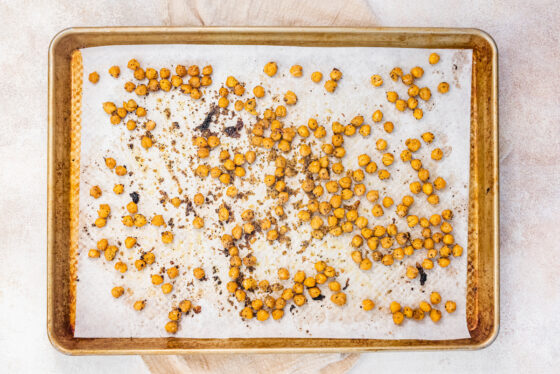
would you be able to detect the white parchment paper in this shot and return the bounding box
[75,44,472,339]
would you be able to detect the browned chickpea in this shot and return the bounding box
[133,300,145,311]
[438,82,450,93]
[311,71,323,83]
[202,65,213,75]
[111,286,124,298]
[411,66,424,79]
[324,79,337,93]
[290,65,303,77]
[193,267,205,280]
[386,91,398,103]
[370,74,383,87]
[283,90,297,105]
[331,292,347,306]
[108,66,120,78]
[88,72,100,84]
[390,67,403,81]
[264,62,278,77]
[165,321,178,334]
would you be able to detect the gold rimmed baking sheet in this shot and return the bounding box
[48,27,498,354]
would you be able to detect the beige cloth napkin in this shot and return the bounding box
[143,1,376,372]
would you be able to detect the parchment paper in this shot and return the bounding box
[75,44,472,339]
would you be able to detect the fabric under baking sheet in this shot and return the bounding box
[74,44,472,339]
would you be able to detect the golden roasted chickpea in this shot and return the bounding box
[283,90,297,105]
[104,246,117,261]
[290,64,303,77]
[412,108,424,119]
[160,79,171,92]
[390,67,403,81]
[430,292,442,305]
[369,73,383,87]
[376,138,387,151]
[381,254,394,266]
[372,110,383,123]
[263,61,278,77]
[407,97,418,109]
[428,52,440,64]
[97,204,111,218]
[164,321,178,334]
[233,83,245,96]
[193,267,205,280]
[382,153,394,166]
[134,259,146,271]
[402,73,414,86]
[88,249,100,258]
[418,86,431,101]
[133,300,145,311]
[382,196,394,208]
[144,68,157,80]
[431,148,443,160]
[390,301,402,314]
[108,65,120,78]
[111,286,124,298]
[200,76,212,86]
[403,307,414,319]
[430,309,442,322]
[311,71,323,83]
[382,122,394,134]
[192,216,204,229]
[124,236,137,249]
[395,99,407,111]
[407,85,419,98]
[292,294,306,307]
[410,159,422,171]
[378,169,390,180]
[161,231,174,244]
[88,72,100,84]
[89,185,102,199]
[438,82,450,93]
[110,114,122,125]
[445,300,457,313]
[411,66,424,79]
[324,79,337,93]
[232,288,246,302]
[386,91,398,103]
[427,194,439,205]
[331,292,346,306]
[406,266,419,279]
[103,102,117,115]
[217,96,229,108]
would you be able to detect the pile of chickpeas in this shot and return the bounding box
[390,292,456,325]
[88,52,462,333]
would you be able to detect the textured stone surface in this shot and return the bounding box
[0,0,558,372]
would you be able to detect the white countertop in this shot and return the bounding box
[0,0,558,372]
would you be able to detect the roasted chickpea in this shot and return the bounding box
[108,65,120,78]
[431,148,443,160]
[370,74,383,87]
[324,79,337,93]
[395,99,406,111]
[445,300,457,313]
[390,67,403,81]
[264,61,278,77]
[111,286,124,298]
[290,65,303,77]
[311,71,323,83]
[331,292,347,306]
[386,91,398,103]
[88,72,100,84]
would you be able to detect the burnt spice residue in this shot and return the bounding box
[418,266,428,286]
[224,118,244,138]
[129,192,139,204]
[195,105,218,131]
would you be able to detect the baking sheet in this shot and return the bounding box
[75,44,472,339]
